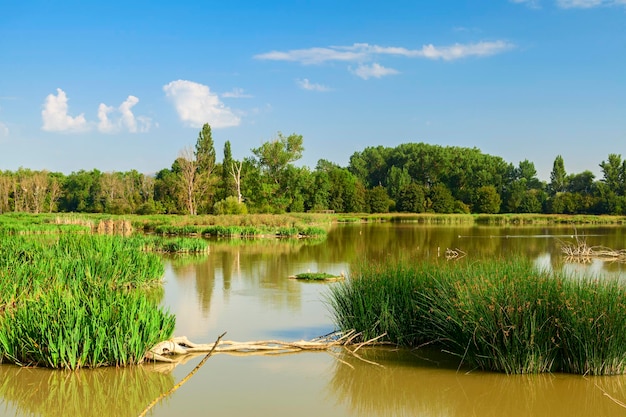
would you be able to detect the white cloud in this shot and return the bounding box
[510,0,542,8]
[163,80,241,128]
[297,78,331,91]
[417,41,514,60]
[97,103,115,133]
[255,41,514,66]
[41,88,88,132]
[351,63,399,80]
[255,47,365,65]
[222,88,253,98]
[0,121,8,137]
[556,0,626,7]
[97,96,151,133]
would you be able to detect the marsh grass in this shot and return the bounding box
[137,235,209,253]
[0,286,175,368]
[0,233,173,369]
[328,258,626,375]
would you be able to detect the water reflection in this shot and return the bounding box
[329,347,626,417]
[0,364,173,417]
[2,224,626,417]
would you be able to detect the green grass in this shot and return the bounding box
[0,286,175,369]
[137,235,209,253]
[328,258,626,375]
[0,233,173,369]
[293,272,341,281]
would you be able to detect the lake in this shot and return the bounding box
[1,222,626,416]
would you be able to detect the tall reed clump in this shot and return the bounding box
[557,277,626,375]
[425,261,562,374]
[136,235,209,253]
[327,259,436,346]
[328,258,626,375]
[0,234,174,369]
[0,286,175,369]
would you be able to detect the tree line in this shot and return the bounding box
[2,123,626,215]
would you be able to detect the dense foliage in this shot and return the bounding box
[2,123,626,215]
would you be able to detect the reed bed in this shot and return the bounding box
[137,235,209,253]
[152,223,326,238]
[0,286,175,368]
[0,233,174,369]
[328,258,626,375]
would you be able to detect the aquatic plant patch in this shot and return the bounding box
[328,258,626,375]
[0,286,175,369]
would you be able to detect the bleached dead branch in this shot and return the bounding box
[145,330,388,364]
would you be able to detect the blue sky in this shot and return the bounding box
[0,0,624,180]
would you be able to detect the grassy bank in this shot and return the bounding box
[0,233,174,369]
[328,258,626,375]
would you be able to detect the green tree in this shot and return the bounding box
[194,123,217,213]
[549,155,567,196]
[250,132,304,212]
[473,185,501,214]
[428,183,455,213]
[396,183,426,213]
[154,162,182,214]
[218,140,237,201]
[367,185,391,213]
[599,154,626,196]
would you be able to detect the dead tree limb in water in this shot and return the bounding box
[145,330,386,364]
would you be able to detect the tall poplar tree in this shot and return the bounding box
[194,123,216,213]
[549,155,567,196]
[219,140,237,200]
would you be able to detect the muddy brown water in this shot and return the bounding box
[1,223,626,417]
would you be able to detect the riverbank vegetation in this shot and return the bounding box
[0,233,175,369]
[328,258,626,375]
[2,124,626,217]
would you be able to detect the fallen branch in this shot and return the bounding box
[139,332,226,417]
[145,330,384,364]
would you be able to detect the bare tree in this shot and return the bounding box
[48,176,61,213]
[230,161,243,204]
[178,146,198,215]
[0,173,11,213]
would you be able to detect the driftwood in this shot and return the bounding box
[145,330,386,364]
[139,332,225,417]
[445,248,466,260]
[560,235,626,263]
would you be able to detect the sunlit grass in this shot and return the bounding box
[328,258,626,375]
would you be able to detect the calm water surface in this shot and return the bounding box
[2,223,626,417]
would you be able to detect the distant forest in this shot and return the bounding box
[2,123,626,216]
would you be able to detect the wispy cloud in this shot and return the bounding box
[41,88,88,132]
[255,41,514,65]
[297,78,331,91]
[0,121,8,137]
[512,0,626,8]
[222,88,253,98]
[163,80,241,128]
[97,96,151,133]
[509,0,542,8]
[556,0,626,7]
[255,47,365,65]
[351,63,399,80]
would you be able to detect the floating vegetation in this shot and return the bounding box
[290,272,345,281]
[328,258,626,375]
